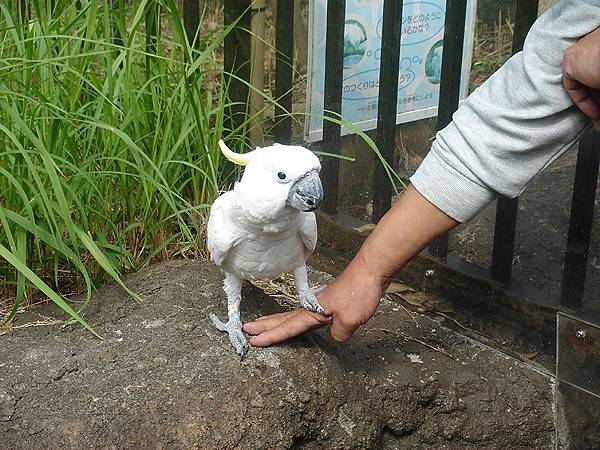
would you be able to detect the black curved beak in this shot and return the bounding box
[287,170,323,212]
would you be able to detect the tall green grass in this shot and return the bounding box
[0,0,242,333]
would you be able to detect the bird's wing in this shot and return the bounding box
[207,193,239,266]
[297,212,318,259]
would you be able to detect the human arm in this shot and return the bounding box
[245,0,600,346]
[244,185,458,344]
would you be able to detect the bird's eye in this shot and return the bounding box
[276,171,288,183]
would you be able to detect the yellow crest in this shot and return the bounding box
[218,140,252,166]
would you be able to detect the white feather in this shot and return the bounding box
[207,143,320,281]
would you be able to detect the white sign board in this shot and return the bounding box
[304,0,477,142]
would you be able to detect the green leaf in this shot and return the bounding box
[0,242,101,338]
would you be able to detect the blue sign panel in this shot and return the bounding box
[305,0,477,142]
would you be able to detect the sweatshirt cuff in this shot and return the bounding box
[409,149,496,223]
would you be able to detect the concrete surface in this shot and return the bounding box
[0,260,556,449]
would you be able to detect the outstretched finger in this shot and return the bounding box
[243,309,303,335]
[249,310,332,347]
[254,310,300,321]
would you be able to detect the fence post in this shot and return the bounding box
[372,0,403,223]
[223,1,251,133]
[561,130,600,308]
[490,0,539,283]
[248,1,267,146]
[321,0,346,214]
[490,197,519,282]
[274,0,295,145]
[428,0,467,259]
[183,0,200,48]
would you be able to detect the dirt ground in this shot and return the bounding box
[0,260,556,449]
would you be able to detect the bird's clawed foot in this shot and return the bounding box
[299,287,328,316]
[209,313,249,358]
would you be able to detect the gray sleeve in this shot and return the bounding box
[410,0,600,223]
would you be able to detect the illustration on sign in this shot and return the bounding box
[304,0,477,142]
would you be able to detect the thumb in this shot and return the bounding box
[329,319,355,343]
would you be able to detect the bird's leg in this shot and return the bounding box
[209,272,249,358]
[292,265,327,316]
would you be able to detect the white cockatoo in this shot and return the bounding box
[207,140,327,357]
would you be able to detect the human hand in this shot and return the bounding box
[563,27,600,131]
[243,256,386,346]
[244,185,459,347]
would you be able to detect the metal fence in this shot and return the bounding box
[17,0,598,316]
[225,4,599,442]
[219,0,600,317]
[220,4,600,441]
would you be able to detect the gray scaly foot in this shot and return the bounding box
[299,288,328,316]
[209,313,249,358]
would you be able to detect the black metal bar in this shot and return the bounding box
[435,0,466,132]
[491,197,519,283]
[183,0,200,48]
[372,0,403,223]
[429,0,466,259]
[429,231,450,259]
[490,0,539,283]
[273,0,294,145]
[511,0,539,55]
[321,0,346,214]
[561,130,600,308]
[223,1,251,135]
[223,1,251,185]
